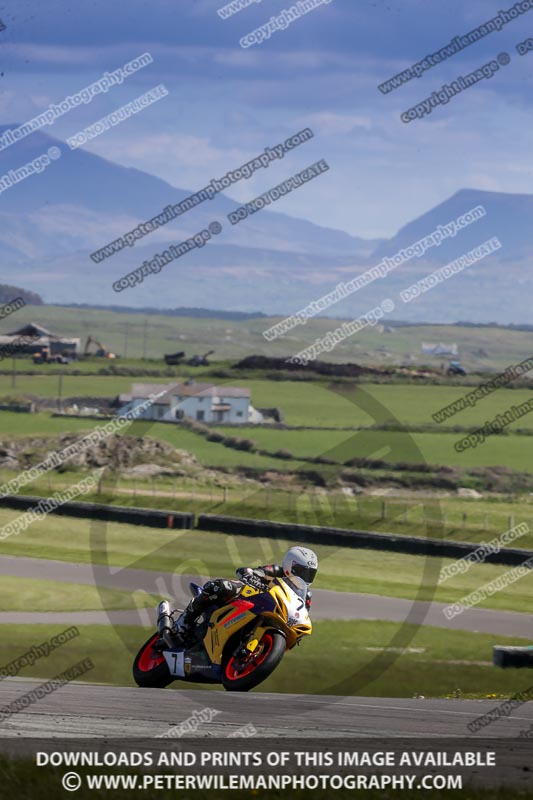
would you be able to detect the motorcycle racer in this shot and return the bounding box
[166,546,318,646]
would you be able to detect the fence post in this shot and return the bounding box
[381,500,387,520]
[223,486,228,503]
[508,515,514,530]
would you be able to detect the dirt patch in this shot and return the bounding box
[234,354,382,377]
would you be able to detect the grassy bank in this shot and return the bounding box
[1,621,531,698]
[2,465,533,547]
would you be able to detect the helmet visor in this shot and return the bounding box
[292,562,317,585]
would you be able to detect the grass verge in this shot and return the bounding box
[1,621,532,698]
[0,577,161,612]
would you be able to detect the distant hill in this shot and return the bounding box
[372,188,533,263]
[57,304,267,321]
[0,284,43,306]
[0,125,531,323]
[0,124,376,262]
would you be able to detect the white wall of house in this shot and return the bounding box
[118,393,256,424]
[166,394,250,423]
[214,395,250,423]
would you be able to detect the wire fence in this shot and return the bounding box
[0,468,530,542]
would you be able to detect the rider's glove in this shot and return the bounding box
[236,567,265,588]
[236,567,254,580]
[305,591,312,610]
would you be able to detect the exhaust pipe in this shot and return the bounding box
[157,600,175,648]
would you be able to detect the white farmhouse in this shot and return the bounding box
[117,381,264,424]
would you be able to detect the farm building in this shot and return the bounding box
[0,322,80,357]
[117,381,264,424]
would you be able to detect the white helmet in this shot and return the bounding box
[282,546,318,592]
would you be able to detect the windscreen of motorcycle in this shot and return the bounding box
[282,576,307,601]
[279,579,310,627]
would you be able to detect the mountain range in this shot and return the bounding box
[0,125,530,324]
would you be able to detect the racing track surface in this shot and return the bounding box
[2,555,533,748]
[1,680,532,738]
[1,555,532,637]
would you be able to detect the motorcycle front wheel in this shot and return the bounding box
[132,632,173,688]
[222,630,286,692]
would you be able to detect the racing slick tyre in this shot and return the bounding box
[133,632,173,688]
[493,645,533,668]
[222,630,286,692]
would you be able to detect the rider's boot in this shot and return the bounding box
[173,607,194,644]
[171,580,239,646]
[173,594,207,644]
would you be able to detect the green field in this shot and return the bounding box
[0,412,305,470]
[148,422,306,469]
[0,373,140,399]
[230,423,531,470]
[0,358,531,505]
[349,382,533,430]
[2,304,532,371]
[1,378,531,431]
[322,428,533,473]
[1,513,533,613]
[0,370,531,483]
[0,403,530,478]
[0,376,380,426]
[0,577,161,612]
[0,412,106,437]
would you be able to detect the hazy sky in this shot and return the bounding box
[3,0,531,239]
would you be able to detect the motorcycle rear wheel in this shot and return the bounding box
[133,632,173,688]
[222,630,286,692]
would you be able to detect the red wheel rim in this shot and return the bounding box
[138,633,166,672]
[225,633,274,681]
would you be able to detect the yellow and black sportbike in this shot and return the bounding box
[133,576,312,692]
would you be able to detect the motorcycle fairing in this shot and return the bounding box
[161,577,312,680]
[162,637,222,683]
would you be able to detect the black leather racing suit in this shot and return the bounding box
[175,564,312,640]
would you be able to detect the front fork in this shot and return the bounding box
[232,622,281,670]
